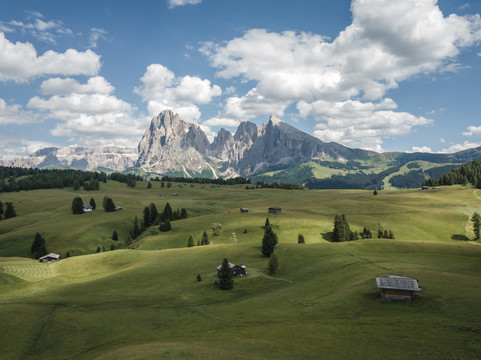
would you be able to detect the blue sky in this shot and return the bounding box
[0,0,481,160]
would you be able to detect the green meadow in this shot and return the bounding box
[1,182,481,359]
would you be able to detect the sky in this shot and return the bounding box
[0,0,481,160]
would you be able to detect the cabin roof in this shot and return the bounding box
[216,262,246,270]
[376,275,421,291]
[38,253,60,260]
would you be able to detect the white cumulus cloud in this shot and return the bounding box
[134,63,221,123]
[200,0,481,150]
[411,146,433,153]
[442,141,481,153]
[0,98,38,125]
[27,77,145,147]
[0,32,101,82]
[462,125,481,137]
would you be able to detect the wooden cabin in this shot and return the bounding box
[240,208,249,213]
[268,207,282,214]
[82,204,93,212]
[376,275,421,301]
[217,262,247,277]
[38,253,61,263]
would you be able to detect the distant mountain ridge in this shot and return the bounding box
[2,109,481,188]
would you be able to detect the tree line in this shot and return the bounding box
[0,166,107,193]
[423,159,481,188]
[158,175,251,186]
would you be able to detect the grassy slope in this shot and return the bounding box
[1,183,481,359]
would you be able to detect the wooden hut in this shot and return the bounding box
[240,208,249,213]
[38,253,61,263]
[268,207,282,214]
[217,262,247,277]
[376,275,421,301]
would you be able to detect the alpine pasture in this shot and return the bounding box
[1,181,481,359]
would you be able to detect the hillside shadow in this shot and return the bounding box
[321,232,333,242]
[451,234,469,241]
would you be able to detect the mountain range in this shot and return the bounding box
[2,109,481,189]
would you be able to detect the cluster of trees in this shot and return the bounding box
[332,214,394,242]
[245,181,303,190]
[389,170,426,188]
[423,160,481,188]
[0,201,16,220]
[108,172,142,184]
[126,202,188,246]
[71,197,97,214]
[31,233,47,258]
[159,176,251,186]
[0,167,107,193]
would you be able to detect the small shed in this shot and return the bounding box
[268,207,282,214]
[217,262,247,277]
[114,206,123,211]
[421,186,429,190]
[38,253,61,263]
[376,275,421,301]
[82,204,93,212]
[240,208,249,213]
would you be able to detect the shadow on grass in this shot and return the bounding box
[321,232,333,242]
[451,234,470,241]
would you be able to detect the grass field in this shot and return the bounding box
[1,182,481,359]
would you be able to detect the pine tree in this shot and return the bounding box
[143,206,151,228]
[103,197,115,212]
[96,246,101,253]
[261,223,278,257]
[31,232,47,258]
[333,214,352,242]
[147,181,152,189]
[180,208,187,219]
[163,202,173,221]
[264,217,270,229]
[268,253,279,275]
[112,230,118,241]
[149,203,159,225]
[197,273,202,281]
[4,202,16,219]
[89,198,96,210]
[132,216,140,239]
[159,219,171,232]
[71,197,84,215]
[187,234,195,247]
[472,212,481,240]
[377,222,383,239]
[218,258,234,290]
[298,233,305,244]
[201,231,209,245]
[65,251,71,258]
[0,200,3,220]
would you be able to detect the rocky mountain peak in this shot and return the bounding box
[268,114,284,126]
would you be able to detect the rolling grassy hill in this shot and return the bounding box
[1,182,481,359]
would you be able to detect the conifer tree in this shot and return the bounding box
[132,216,140,238]
[332,214,352,242]
[0,200,3,220]
[159,219,171,232]
[268,253,279,275]
[187,234,195,247]
[472,212,481,240]
[65,251,71,258]
[264,217,270,229]
[71,197,84,215]
[31,232,47,258]
[103,197,115,212]
[261,223,278,257]
[89,198,96,210]
[143,206,151,228]
[298,233,305,244]
[201,231,209,245]
[112,230,118,241]
[149,203,159,225]
[3,202,16,219]
[163,202,173,221]
[180,208,187,219]
[147,181,152,189]
[218,258,234,290]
